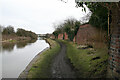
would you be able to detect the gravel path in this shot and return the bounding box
[51,42,76,78]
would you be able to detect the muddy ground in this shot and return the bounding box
[51,42,76,78]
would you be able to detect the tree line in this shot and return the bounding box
[53,3,109,41]
[53,18,81,41]
[1,25,37,39]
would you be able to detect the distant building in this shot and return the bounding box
[57,32,68,40]
[64,32,68,40]
[37,34,46,37]
[58,33,63,40]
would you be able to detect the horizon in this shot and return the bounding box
[0,0,90,34]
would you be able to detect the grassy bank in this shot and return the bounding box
[28,39,60,78]
[62,40,108,78]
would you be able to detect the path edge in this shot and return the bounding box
[18,47,50,78]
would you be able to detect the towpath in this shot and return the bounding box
[51,41,76,78]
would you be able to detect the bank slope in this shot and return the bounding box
[28,39,60,78]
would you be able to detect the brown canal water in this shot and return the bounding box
[0,38,49,78]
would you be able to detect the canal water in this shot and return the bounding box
[0,38,49,78]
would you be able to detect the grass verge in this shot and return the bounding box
[27,39,60,78]
[62,40,108,78]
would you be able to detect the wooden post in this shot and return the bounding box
[108,10,110,37]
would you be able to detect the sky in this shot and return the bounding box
[0,0,90,34]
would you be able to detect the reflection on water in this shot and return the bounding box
[16,42,28,49]
[16,39,36,49]
[2,39,37,52]
[1,38,49,78]
[2,43,15,52]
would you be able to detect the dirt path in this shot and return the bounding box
[51,42,76,78]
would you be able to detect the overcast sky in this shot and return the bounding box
[0,0,90,34]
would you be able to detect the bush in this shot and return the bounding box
[16,28,37,39]
[2,26,15,35]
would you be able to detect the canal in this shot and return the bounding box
[0,38,49,78]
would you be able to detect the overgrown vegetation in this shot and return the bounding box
[28,39,60,78]
[75,2,120,38]
[62,40,108,78]
[16,28,37,39]
[1,25,37,42]
[89,4,109,31]
[2,25,15,35]
[53,18,81,41]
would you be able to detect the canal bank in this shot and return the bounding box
[26,39,60,78]
[19,47,50,78]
